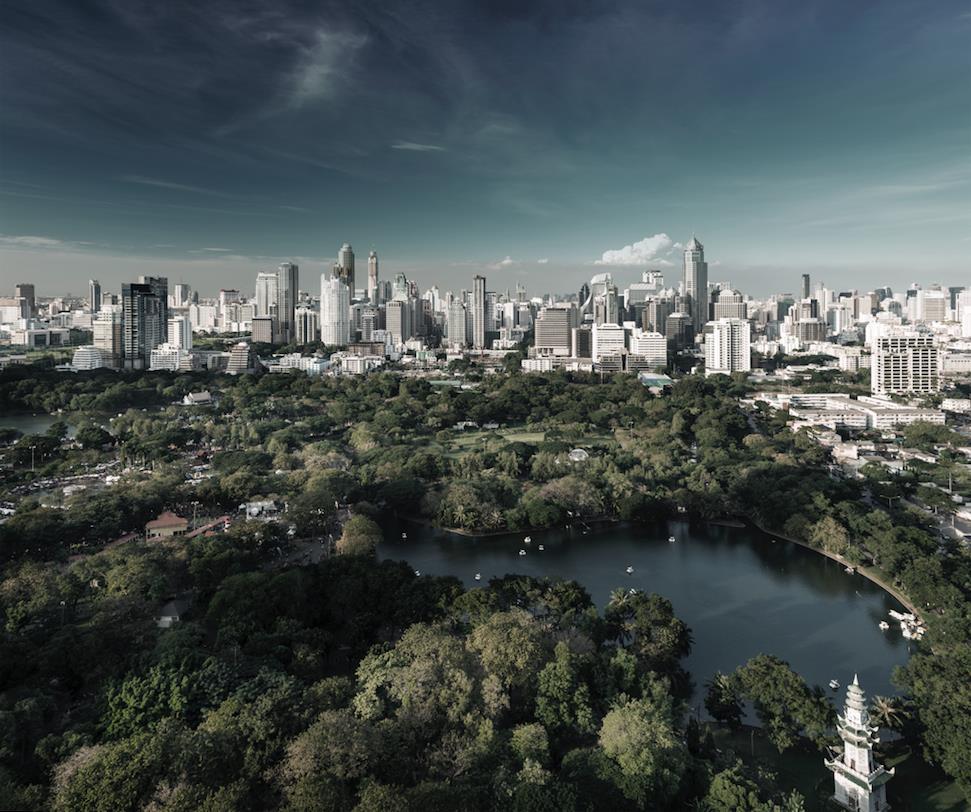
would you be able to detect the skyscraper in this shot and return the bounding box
[704,318,751,376]
[139,276,169,332]
[472,275,486,349]
[171,283,191,309]
[93,307,122,368]
[712,289,746,320]
[89,279,102,314]
[121,282,164,369]
[15,283,35,316]
[447,301,467,346]
[276,262,298,344]
[255,272,278,318]
[295,305,320,344]
[682,237,708,335]
[367,251,379,303]
[167,315,192,350]
[338,243,355,294]
[320,273,350,346]
[801,273,811,300]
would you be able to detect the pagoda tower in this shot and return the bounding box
[825,674,894,811]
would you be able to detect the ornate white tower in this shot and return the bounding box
[825,675,894,812]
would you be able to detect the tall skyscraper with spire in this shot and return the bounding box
[683,236,708,335]
[367,251,379,303]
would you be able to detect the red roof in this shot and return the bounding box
[146,511,188,530]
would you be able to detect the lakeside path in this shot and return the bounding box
[396,512,924,619]
[747,520,922,619]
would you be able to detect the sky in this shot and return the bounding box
[1,0,969,297]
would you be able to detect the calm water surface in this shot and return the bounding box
[0,413,75,437]
[379,518,912,705]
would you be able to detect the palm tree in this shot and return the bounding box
[870,695,907,735]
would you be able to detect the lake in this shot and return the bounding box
[379,517,912,707]
[0,413,76,438]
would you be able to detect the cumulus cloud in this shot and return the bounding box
[537,258,549,264]
[596,232,675,265]
[391,141,446,152]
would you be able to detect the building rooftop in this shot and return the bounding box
[145,510,188,530]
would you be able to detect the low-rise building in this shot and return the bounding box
[145,511,189,540]
[751,392,945,430]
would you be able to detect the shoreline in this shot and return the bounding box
[395,512,923,619]
[745,519,922,619]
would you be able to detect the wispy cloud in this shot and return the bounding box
[199,247,233,252]
[391,141,446,152]
[537,258,549,264]
[288,30,367,109]
[120,174,237,199]
[0,234,64,248]
[595,233,675,266]
[487,255,516,270]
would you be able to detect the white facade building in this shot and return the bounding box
[167,315,193,350]
[629,329,667,368]
[592,323,626,362]
[320,274,350,346]
[871,333,939,395]
[705,318,751,376]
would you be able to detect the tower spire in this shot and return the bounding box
[825,675,894,811]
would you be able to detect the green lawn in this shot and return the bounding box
[440,426,613,459]
[708,726,963,811]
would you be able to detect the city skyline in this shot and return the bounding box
[2,1,970,294]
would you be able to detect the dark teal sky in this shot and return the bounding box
[1,1,969,296]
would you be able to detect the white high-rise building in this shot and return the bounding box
[255,272,278,318]
[629,329,667,368]
[472,275,487,349]
[295,305,320,344]
[447,301,467,346]
[592,322,626,361]
[872,333,939,395]
[917,286,948,323]
[167,315,192,350]
[705,318,751,376]
[149,344,186,371]
[170,283,191,309]
[367,251,379,303]
[320,274,350,346]
[92,306,123,367]
[683,236,709,334]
